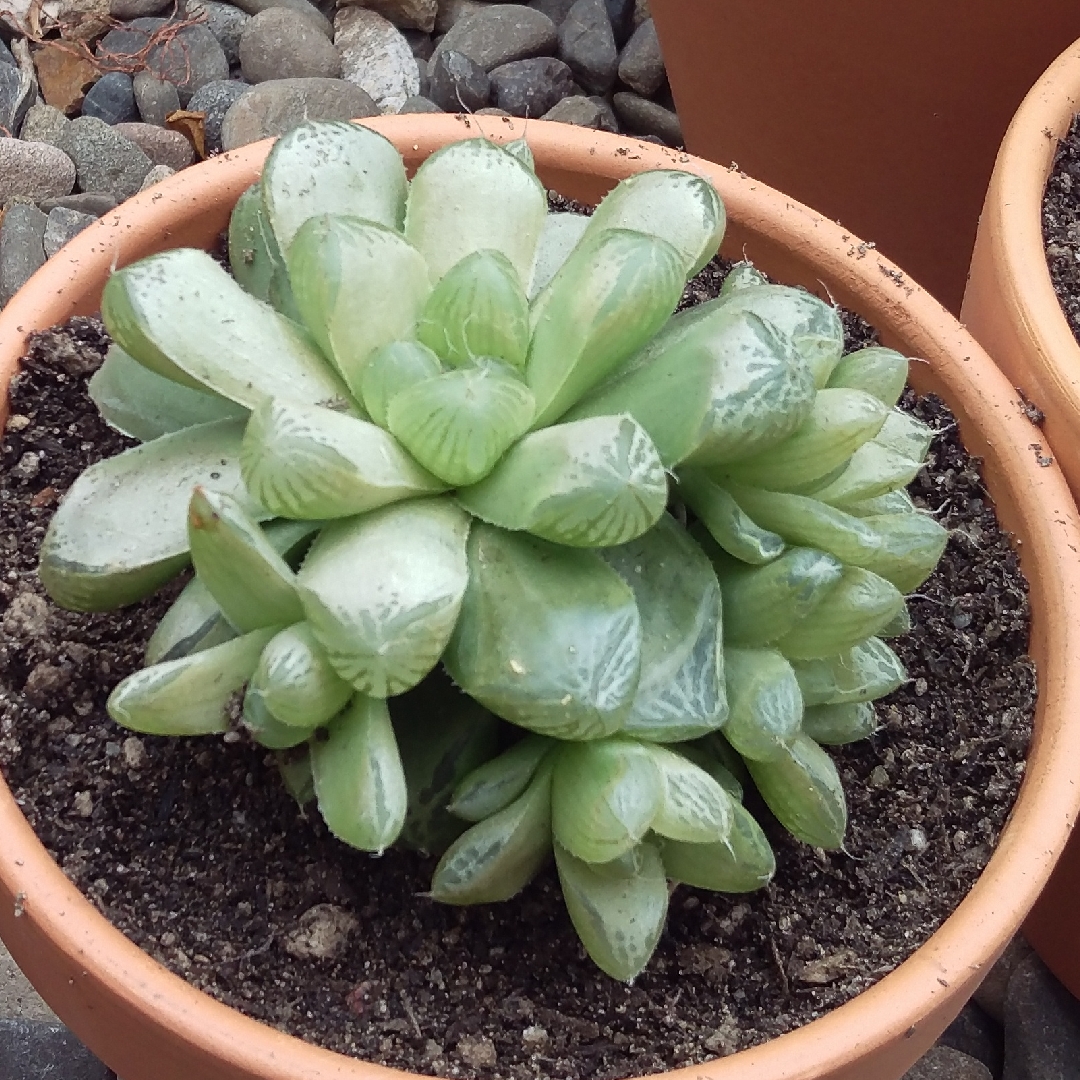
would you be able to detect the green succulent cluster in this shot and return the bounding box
[38,120,947,981]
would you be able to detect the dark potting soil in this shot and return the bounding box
[0,279,1035,1079]
[1044,114,1080,341]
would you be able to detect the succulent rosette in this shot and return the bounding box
[39,121,946,980]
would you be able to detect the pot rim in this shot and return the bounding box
[960,37,1080,484]
[3,115,1080,1080]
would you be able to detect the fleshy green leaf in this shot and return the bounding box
[678,470,785,565]
[708,545,844,648]
[430,760,553,904]
[745,733,847,850]
[89,345,247,443]
[240,398,446,520]
[145,576,237,665]
[444,524,642,740]
[878,602,912,638]
[286,215,431,395]
[721,388,889,492]
[457,414,667,548]
[527,211,590,299]
[242,685,312,749]
[723,481,883,567]
[802,702,878,745]
[188,488,303,632]
[261,120,408,252]
[874,409,934,462]
[600,514,727,742]
[405,138,547,284]
[648,743,733,844]
[568,305,815,468]
[583,169,726,277]
[249,622,352,728]
[359,341,443,428]
[527,228,686,427]
[39,419,259,612]
[675,743,744,801]
[386,363,536,487]
[449,733,555,823]
[417,250,530,369]
[228,183,299,318]
[791,637,907,706]
[720,261,767,295]
[554,839,668,982]
[722,647,803,762]
[102,249,357,413]
[107,627,277,736]
[311,694,408,853]
[503,137,535,171]
[276,747,315,807]
[857,512,949,592]
[774,567,904,659]
[843,489,915,518]
[808,441,924,506]
[297,499,471,697]
[551,738,662,864]
[393,673,502,853]
[660,800,775,892]
[827,346,909,406]
[717,283,844,387]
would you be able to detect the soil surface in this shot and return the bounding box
[1044,114,1080,342]
[0,272,1035,1079]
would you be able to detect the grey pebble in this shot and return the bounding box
[240,8,342,83]
[0,61,33,137]
[604,0,633,46]
[490,56,574,117]
[110,0,172,17]
[402,27,435,60]
[0,138,75,201]
[43,206,96,258]
[612,89,680,144]
[937,1001,1003,1078]
[617,16,663,97]
[220,77,377,149]
[428,49,490,113]
[339,0,437,33]
[0,38,14,66]
[416,57,430,97]
[139,163,176,190]
[226,0,334,38]
[81,71,139,124]
[336,7,420,112]
[587,92,617,131]
[398,93,442,113]
[974,935,1034,1024]
[133,72,181,126]
[558,0,617,94]
[1003,952,1080,1080]
[431,4,557,73]
[0,1021,111,1080]
[113,122,195,170]
[0,202,46,306]
[57,115,153,200]
[187,79,250,154]
[97,18,229,105]
[38,193,119,216]
[527,0,577,24]
[901,1046,992,1080]
[541,92,606,129]
[18,103,70,146]
[434,0,488,35]
[193,0,252,65]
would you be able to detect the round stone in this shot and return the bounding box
[428,49,490,113]
[489,56,574,117]
[56,115,153,199]
[186,80,250,154]
[430,4,557,73]
[335,7,420,112]
[81,71,139,124]
[113,122,195,170]
[0,138,75,201]
[240,9,342,83]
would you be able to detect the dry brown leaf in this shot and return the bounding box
[32,41,98,115]
[166,108,206,159]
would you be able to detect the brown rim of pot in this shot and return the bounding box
[1,116,1079,1080]
[961,35,1080,1000]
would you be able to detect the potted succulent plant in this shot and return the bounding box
[961,34,1080,1001]
[2,115,1080,1080]
[649,0,1080,312]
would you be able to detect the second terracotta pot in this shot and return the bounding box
[960,35,1080,1000]
[2,116,1080,1080]
[650,0,1080,312]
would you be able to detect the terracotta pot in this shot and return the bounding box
[2,116,1080,1080]
[960,36,1080,1001]
[649,0,1080,313]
